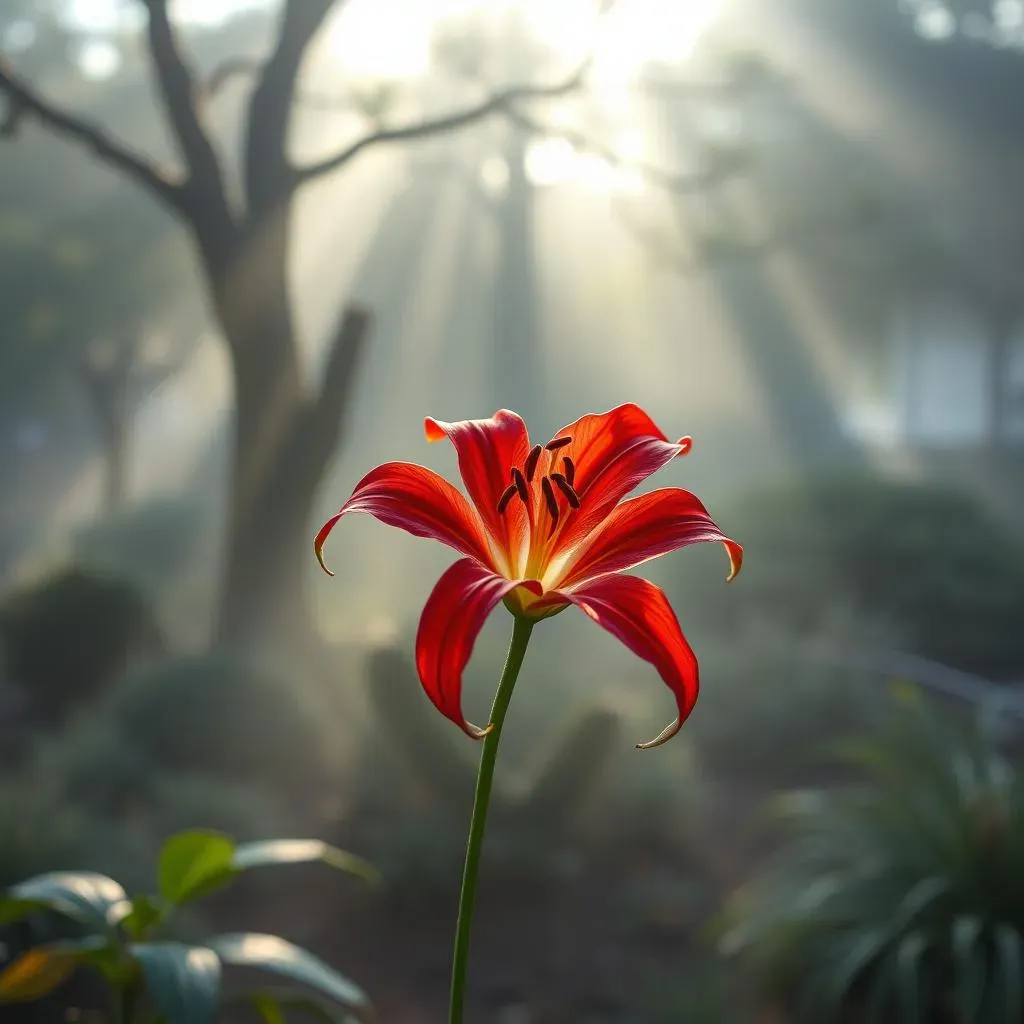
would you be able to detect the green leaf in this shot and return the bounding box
[120,894,164,940]
[0,872,129,932]
[131,942,220,1024]
[233,840,379,886]
[158,830,237,906]
[208,934,369,1014]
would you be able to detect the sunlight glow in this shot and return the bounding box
[523,137,644,191]
[527,0,722,85]
[76,40,123,80]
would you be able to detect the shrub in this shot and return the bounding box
[689,474,1024,679]
[0,566,163,725]
[720,690,1024,1023]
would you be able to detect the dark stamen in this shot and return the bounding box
[511,467,529,502]
[562,455,575,486]
[541,476,559,522]
[524,444,543,482]
[550,472,581,508]
[497,483,517,514]
[545,435,573,451]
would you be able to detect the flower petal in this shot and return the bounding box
[415,558,541,739]
[314,462,493,575]
[558,487,744,589]
[425,410,532,575]
[554,574,699,749]
[546,405,687,556]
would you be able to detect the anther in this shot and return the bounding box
[511,467,529,502]
[550,472,581,508]
[562,455,575,486]
[497,483,517,514]
[541,476,559,522]
[545,435,573,451]
[524,444,543,482]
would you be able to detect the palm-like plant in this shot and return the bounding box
[720,688,1024,1024]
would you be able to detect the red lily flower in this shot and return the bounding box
[315,404,742,749]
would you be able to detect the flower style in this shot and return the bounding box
[315,405,742,749]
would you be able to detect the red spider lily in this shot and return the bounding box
[315,405,742,749]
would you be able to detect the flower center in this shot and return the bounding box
[495,434,581,578]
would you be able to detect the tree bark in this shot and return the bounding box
[210,208,371,648]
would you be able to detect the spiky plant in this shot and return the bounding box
[720,688,1024,1024]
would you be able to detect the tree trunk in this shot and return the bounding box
[209,207,371,651]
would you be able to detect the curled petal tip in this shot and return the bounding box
[467,721,494,740]
[424,416,446,442]
[676,436,693,456]
[635,716,683,751]
[725,541,744,582]
[313,513,342,576]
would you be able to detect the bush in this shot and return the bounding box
[690,474,1024,679]
[720,690,1024,1023]
[0,566,163,724]
[107,650,342,803]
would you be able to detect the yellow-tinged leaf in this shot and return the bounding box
[0,949,76,1002]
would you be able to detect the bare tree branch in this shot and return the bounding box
[0,58,189,214]
[294,60,593,185]
[141,0,231,224]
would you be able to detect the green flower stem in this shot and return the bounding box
[448,614,534,1024]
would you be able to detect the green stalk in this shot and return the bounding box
[448,614,534,1024]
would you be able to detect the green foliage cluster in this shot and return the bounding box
[0,830,376,1024]
[692,474,1024,680]
[721,691,1024,1023]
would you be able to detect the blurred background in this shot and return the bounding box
[1,0,1024,1021]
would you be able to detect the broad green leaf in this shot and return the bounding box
[0,948,78,1002]
[131,942,220,1024]
[0,872,128,931]
[158,830,236,906]
[208,934,369,1013]
[233,840,379,886]
[120,894,164,940]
